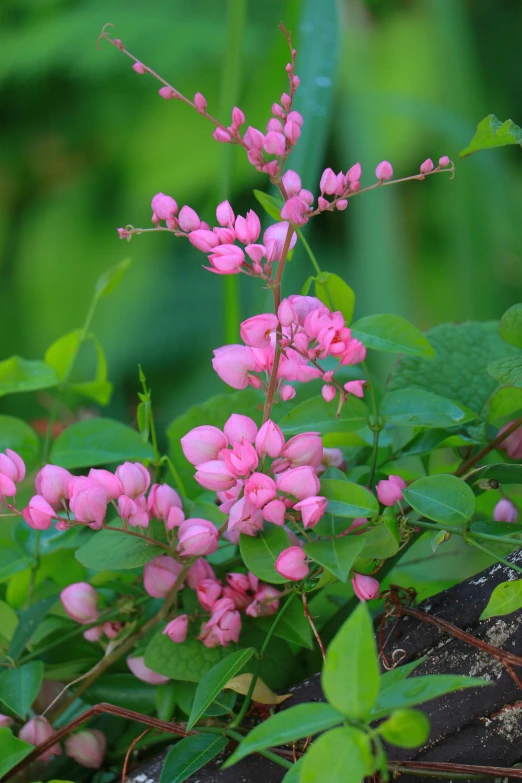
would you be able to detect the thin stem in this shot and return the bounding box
[26,530,40,606]
[296,227,322,276]
[387,760,522,780]
[465,535,522,574]
[302,591,326,660]
[103,524,172,552]
[362,360,380,489]
[455,414,522,477]
[162,455,187,498]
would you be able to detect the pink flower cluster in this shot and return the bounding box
[0,448,26,498]
[212,294,366,403]
[181,414,328,537]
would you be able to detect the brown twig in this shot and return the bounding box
[122,728,152,783]
[388,760,522,780]
[455,415,522,477]
[302,591,326,661]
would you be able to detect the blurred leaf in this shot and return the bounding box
[403,475,475,525]
[187,648,254,729]
[381,389,476,428]
[76,530,164,570]
[172,680,237,717]
[0,662,44,719]
[488,356,522,389]
[371,675,489,720]
[51,418,154,468]
[315,273,355,325]
[0,356,58,398]
[0,417,40,467]
[377,708,430,748]
[0,542,36,582]
[156,681,177,721]
[300,726,373,783]
[351,314,435,359]
[137,400,151,442]
[460,114,522,157]
[360,520,400,559]
[282,758,304,782]
[255,598,313,649]
[488,387,522,425]
[480,580,522,620]
[95,258,132,299]
[321,478,379,518]
[9,595,58,661]
[144,633,234,684]
[253,189,283,221]
[0,728,33,778]
[71,335,112,405]
[239,527,290,585]
[159,734,228,783]
[83,674,157,712]
[500,304,522,349]
[305,536,365,583]
[44,330,81,381]
[279,395,369,435]
[471,520,522,538]
[0,601,18,642]
[465,464,522,489]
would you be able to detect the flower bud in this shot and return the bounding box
[244,472,277,509]
[216,200,235,227]
[194,92,207,113]
[181,425,228,467]
[352,573,380,601]
[319,167,337,195]
[0,714,14,728]
[162,615,189,644]
[194,460,237,492]
[282,432,323,469]
[245,583,280,617]
[376,475,406,506]
[133,62,146,74]
[280,385,296,402]
[227,497,264,537]
[375,160,393,181]
[177,519,219,557]
[263,131,286,156]
[420,158,434,175]
[88,468,123,499]
[213,127,232,143]
[234,210,261,244]
[65,729,106,768]
[262,498,286,526]
[61,582,99,624]
[280,196,309,226]
[337,199,348,210]
[275,546,309,581]
[207,244,245,274]
[19,716,61,761]
[151,193,178,221]
[144,555,184,598]
[276,466,320,501]
[205,598,242,646]
[147,483,183,521]
[347,162,362,183]
[240,313,278,348]
[493,499,518,523]
[0,449,25,482]
[223,414,258,445]
[188,229,220,253]
[294,495,328,528]
[197,579,222,611]
[255,420,285,458]
[281,170,301,197]
[212,344,257,390]
[439,155,450,167]
[186,558,216,590]
[178,205,201,232]
[22,495,56,530]
[322,384,336,403]
[159,86,177,99]
[84,625,104,642]
[343,380,365,398]
[118,494,149,527]
[115,461,150,498]
[69,484,108,529]
[127,656,169,684]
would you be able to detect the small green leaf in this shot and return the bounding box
[379,658,426,692]
[0,601,18,643]
[9,595,58,661]
[381,389,476,428]
[45,331,112,406]
[144,633,235,684]
[360,520,400,559]
[224,703,343,766]
[0,542,36,582]
[159,734,228,783]
[431,530,451,552]
[322,603,380,719]
[137,400,151,443]
[0,662,44,719]
[44,330,81,381]
[239,526,290,584]
[488,356,522,389]
[378,708,430,748]
[460,114,522,157]
[279,395,369,436]
[403,475,476,525]
[253,189,283,221]
[314,272,355,325]
[256,599,313,649]
[0,356,58,398]
[321,478,379,518]
[95,257,132,298]
[480,580,522,620]
[351,314,435,359]
[300,726,373,783]
[371,674,489,719]
[500,304,522,350]
[51,418,154,469]
[0,417,40,466]
[76,530,164,571]
[301,276,314,295]
[304,536,365,582]
[0,728,33,778]
[187,648,255,730]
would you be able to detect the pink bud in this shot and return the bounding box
[243,126,266,150]
[88,468,122,500]
[22,495,56,530]
[498,421,522,460]
[166,505,185,530]
[113,38,124,48]
[494,499,518,523]
[294,495,328,528]
[83,625,104,643]
[117,228,130,239]
[213,127,232,143]
[281,170,302,197]
[212,344,257,389]
[144,555,184,598]
[340,338,367,365]
[255,420,285,458]
[263,221,297,262]
[352,573,380,602]
[194,92,207,113]
[207,244,245,274]
[178,205,201,232]
[284,120,301,144]
[439,155,450,167]
[196,579,222,611]
[272,102,285,117]
[0,449,25,482]
[292,75,300,89]
[147,483,183,521]
[420,158,434,175]
[282,432,323,468]
[262,498,287,526]
[162,615,189,644]
[234,210,261,244]
[280,196,309,226]
[317,447,345,476]
[115,462,150,498]
[336,199,348,211]
[376,475,406,506]
[19,716,61,761]
[245,243,266,265]
[189,229,220,253]
[132,62,146,75]
[216,200,235,227]
[204,598,242,646]
[276,466,320,501]
[347,162,362,183]
[277,298,298,327]
[65,730,106,769]
[61,582,99,624]
[264,131,286,156]
[159,86,177,100]
[320,167,338,195]
[299,188,314,205]
[240,313,278,348]
[177,518,219,557]
[267,118,283,133]
[224,414,258,445]
[127,656,169,684]
[246,583,280,617]
[194,460,237,492]
[227,497,264,537]
[222,439,259,478]
[181,425,228,466]
[375,160,393,181]
[322,384,336,403]
[318,196,330,211]
[343,380,366,398]
[213,227,236,244]
[281,92,291,109]
[150,193,178,222]
[0,714,14,728]
[186,558,216,590]
[244,472,277,509]
[280,385,296,402]
[232,106,245,127]
[275,546,309,581]
[118,494,149,528]
[103,621,122,639]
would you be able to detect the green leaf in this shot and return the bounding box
[159,734,228,783]
[9,595,58,661]
[82,674,158,712]
[144,633,235,684]
[256,599,313,649]
[379,658,426,693]
[403,475,476,525]
[360,520,400,559]
[0,416,40,466]
[488,387,522,426]
[471,520,522,539]
[282,758,305,782]
[304,536,365,582]
[71,335,112,405]
[225,703,343,766]
[488,356,522,389]
[314,273,355,325]
[460,114,522,157]
[187,648,255,730]
[0,542,36,582]
[300,726,373,783]
[381,389,476,429]
[378,708,430,748]
[0,601,18,643]
[279,395,369,436]
[320,478,379,518]
[480,580,522,620]
[44,330,81,381]
[465,464,522,489]
[45,330,112,405]
[0,728,33,778]
[322,603,379,719]
[0,662,44,719]
[351,314,435,359]
[137,400,151,442]
[371,675,489,719]
[172,681,236,717]
[500,304,522,350]
[95,257,132,298]
[0,356,58,398]
[253,189,283,222]
[239,526,290,584]
[76,530,164,571]
[51,418,154,468]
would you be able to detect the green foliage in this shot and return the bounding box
[377,708,430,748]
[255,599,313,649]
[300,726,373,783]
[371,674,489,719]
[51,418,154,468]
[320,478,379,518]
[304,536,365,582]
[360,519,400,559]
[187,648,254,729]
[351,314,435,359]
[381,389,476,429]
[500,304,522,349]
[239,526,290,584]
[0,728,33,778]
[83,674,157,712]
[144,633,234,683]
[403,474,476,525]
[279,395,369,435]
[460,114,522,156]
[0,417,40,467]
[488,356,522,389]
[9,595,60,661]
[0,542,36,582]
[314,273,355,324]
[159,734,228,783]
[76,529,164,570]
[0,662,44,719]
[0,356,58,398]
[480,580,522,620]
[45,330,112,405]
[95,258,133,299]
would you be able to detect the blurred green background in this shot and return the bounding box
[1,0,522,438]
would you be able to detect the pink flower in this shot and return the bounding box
[277,298,298,327]
[118,494,149,527]
[340,338,367,365]
[263,222,297,262]
[19,716,62,761]
[243,126,265,149]
[178,205,201,232]
[227,497,264,536]
[344,380,366,398]
[197,579,222,611]
[282,432,323,469]
[212,345,257,389]
[352,573,380,601]
[195,460,237,492]
[205,598,242,646]
[61,583,99,624]
[103,621,122,639]
[88,468,122,499]
[151,193,178,221]
[177,519,219,556]
[186,558,215,590]
[143,555,184,598]
[255,420,285,458]
[376,475,406,506]
[240,313,278,348]
[322,384,336,403]
[276,466,320,501]
[439,155,450,167]
[159,86,177,100]
[263,131,286,156]
[317,447,345,475]
[287,295,324,326]
[280,385,296,402]
[280,196,309,226]
[246,583,280,617]
[216,200,235,227]
[262,498,287,526]
[320,167,338,195]
[162,615,189,644]
[222,438,259,478]
[189,229,220,253]
[207,244,245,274]
[65,730,106,769]
[231,106,245,127]
[148,483,183,521]
[181,425,228,466]
[224,414,258,444]
[127,656,169,684]
[194,92,207,113]
[275,546,309,581]
[83,626,104,643]
[420,158,434,175]
[0,714,14,728]
[281,170,301,197]
[0,448,25,482]
[294,495,328,528]
[166,505,185,530]
[115,462,150,498]
[498,422,522,460]
[22,495,56,530]
[284,120,301,144]
[375,160,393,181]
[346,162,361,183]
[234,210,261,244]
[336,199,348,210]
[494,499,518,523]
[217,480,244,513]
[244,472,277,509]
[69,484,108,529]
